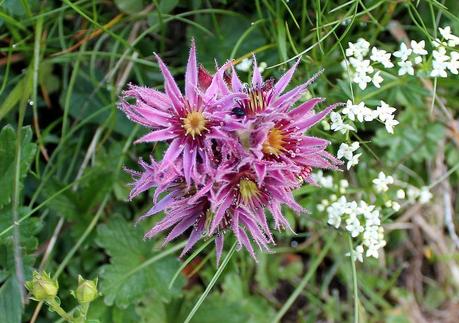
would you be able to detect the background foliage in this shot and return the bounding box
[1,0,459,322]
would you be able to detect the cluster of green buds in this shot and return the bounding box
[25,271,100,323]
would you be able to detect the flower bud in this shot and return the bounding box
[25,271,58,301]
[74,275,98,304]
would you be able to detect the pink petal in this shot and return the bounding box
[294,103,339,131]
[185,39,198,105]
[272,59,300,97]
[288,97,325,119]
[160,139,184,168]
[251,56,263,87]
[155,53,183,111]
[231,65,243,92]
[134,128,176,143]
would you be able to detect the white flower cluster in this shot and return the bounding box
[431,27,459,77]
[343,38,390,90]
[329,99,398,139]
[343,26,459,83]
[321,196,386,261]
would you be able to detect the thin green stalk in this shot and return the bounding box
[54,195,109,278]
[273,235,334,322]
[183,242,237,323]
[168,238,214,289]
[348,235,359,323]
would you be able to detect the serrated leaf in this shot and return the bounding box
[96,216,184,309]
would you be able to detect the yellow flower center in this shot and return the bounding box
[239,179,260,204]
[262,128,285,156]
[182,111,207,139]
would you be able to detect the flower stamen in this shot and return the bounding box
[262,128,285,156]
[239,178,260,204]
[182,111,208,139]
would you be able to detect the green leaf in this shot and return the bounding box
[0,125,36,208]
[0,69,32,121]
[96,216,184,309]
[0,277,22,323]
[114,0,144,15]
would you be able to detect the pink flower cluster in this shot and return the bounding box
[120,41,341,262]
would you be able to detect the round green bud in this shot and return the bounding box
[75,275,98,304]
[25,271,58,301]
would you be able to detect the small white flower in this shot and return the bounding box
[384,115,399,134]
[236,58,253,72]
[352,72,372,90]
[419,187,432,204]
[447,51,459,74]
[342,100,366,122]
[431,61,448,77]
[347,245,364,262]
[376,101,396,122]
[439,26,459,47]
[433,46,449,62]
[392,201,401,211]
[370,47,394,68]
[396,189,406,199]
[354,245,364,262]
[373,172,394,192]
[366,245,380,258]
[340,179,349,189]
[372,71,383,88]
[413,56,423,65]
[407,187,420,201]
[398,60,414,76]
[411,40,428,55]
[347,153,361,170]
[350,58,374,74]
[330,112,356,134]
[346,215,364,237]
[321,176,334,188]
[393,43,412,61]
[337,142,360,160]
[327,212,341,228]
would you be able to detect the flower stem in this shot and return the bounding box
[348,235,360,323]
[47,298,73,322]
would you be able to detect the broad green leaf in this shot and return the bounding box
[96,216,184,309]
[0,277,22,323]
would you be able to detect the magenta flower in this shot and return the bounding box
[120,42,342,261]
[120,41,242,185]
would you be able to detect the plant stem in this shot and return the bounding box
[273,234,334,322]
[183,241,237,323]
[47,298,73,322]
[348,235,360,323]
